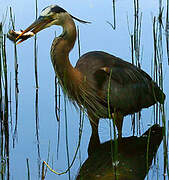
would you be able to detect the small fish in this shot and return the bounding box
[7,30,34,44]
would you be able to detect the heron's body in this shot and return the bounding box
[76,51,163,116]
[16,5,165,152]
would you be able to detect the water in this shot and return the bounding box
[0,0,168,179]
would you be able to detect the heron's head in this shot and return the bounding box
[16,5,90,44]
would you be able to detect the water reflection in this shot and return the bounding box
[0,97,9,180]
[35,88,41,178]
[77,124,163,180]
[0,25,9,180]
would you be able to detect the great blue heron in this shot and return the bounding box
[15,5,165,149]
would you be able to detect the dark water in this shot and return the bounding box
[0,0,169,179]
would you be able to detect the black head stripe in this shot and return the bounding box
[40,5,90,24]
[50,5,66,13]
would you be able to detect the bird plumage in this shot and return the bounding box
[14,4,165,151]
[76,51,165,116]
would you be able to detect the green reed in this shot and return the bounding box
[0,23,2,113]
[54,30,61,160]
[34,1,41,177]
[166,0,169,65]
[41,93,85,178]
[152,0,168,178]
[64,95,71,180]
[112,0,116,29]
[0,21,10,180]
[26,158,30,180]
[127,0,141,134]
[55,77,61,160]
[107,69,118,180]
[129,0,142,136]
[41,141,51,179]
[9,7,19,148]
[34,0,39,89]
[77,26,82,169]
[0,22,3,180]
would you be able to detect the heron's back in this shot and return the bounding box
[75,51,165,116]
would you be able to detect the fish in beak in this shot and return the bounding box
[13,16,52,44]
[8,4,90,44]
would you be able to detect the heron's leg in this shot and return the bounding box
[112,112,124,139]
[87,111,100,156]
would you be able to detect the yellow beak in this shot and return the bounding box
[16,16,51,44]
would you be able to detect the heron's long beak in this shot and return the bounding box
[16,16,51,44]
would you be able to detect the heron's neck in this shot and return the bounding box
[50,15,82,95]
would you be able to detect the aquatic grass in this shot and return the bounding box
[0,23,2,114]
[41,141,51,180]
[63,95,71,180]
[133,0,142,67]
[35,88,41,178]
[0,22,3,180]
[152,1,169,178]
[106,0,116,30]
[9,7,19,148]
[42,107,85,176]
[152,17,159,125]
[146,126,152,180]
[128,0,142,136]
[54,30,61,159]
[55,77,61,160]
[133,0,142,136]
[77,26,83,170]
[41,77,85,178]
[9,73,12,130]
[55,77,60,122]
[166,0,169,64]
[112,0,116,29]
[128,1,165,179]
[34,0,39,89]
[0,20,10,180]
[152,17,164,149]
[33,1,41,177]
[41,106,85,177]
[107,69,118,180]
[26,158,30,180]
[41,161,45,180]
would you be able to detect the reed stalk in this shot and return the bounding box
[9,7,19,148]
[26,158,30,180]
[64,95,71,180]
[0,22,3,180]
[130,0,142,136]
[77,26,82,168]
[56,77,61,160]
[166,0,169,64]
[0,23,2,115]
[1,22,10,179]
[34,0,39,89]
[41,161,45,180]
[54,29,61,159]
[112,0,116,29]
[152,1,168,177]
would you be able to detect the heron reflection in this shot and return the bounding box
[76,124,163,180]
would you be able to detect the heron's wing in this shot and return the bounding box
[76,51,165,115]
[94,65,165,111]
[76,51,152,85]
[93,64,152,88]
